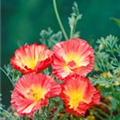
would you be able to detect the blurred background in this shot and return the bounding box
[1,0,120,108]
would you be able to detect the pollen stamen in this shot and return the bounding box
[25,87,47,102]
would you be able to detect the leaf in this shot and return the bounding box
[59,113,69,120]
[4,64,21,85]
[0,107,16,120]
[0,94,2,108]
[110,17,120,28]
[95,35,120,72]
[97,35,118,52]
[68,2,82,38]
[39,28,62,48]
[89,75,113,88]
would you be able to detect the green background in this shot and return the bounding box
[1,0,120,107]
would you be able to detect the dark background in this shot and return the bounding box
[1,0,120,108]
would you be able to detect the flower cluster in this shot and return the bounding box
[10,38,101,117]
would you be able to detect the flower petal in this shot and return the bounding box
[11,73,61,117]
[10,43,53,74]
[52,38,94,80]
[59,75,101,116]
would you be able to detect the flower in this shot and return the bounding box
[60,75,100,116]
[10,43,53,74]
[11,73,61,117]
[52,38,94,80]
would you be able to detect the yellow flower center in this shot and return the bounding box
[69,90,86,110]
[25,86,47,103]
[64,53,81,66]
[63,52,88,71]
[20,55,45,69]
[23,58,40,69]
[26,60,36,69]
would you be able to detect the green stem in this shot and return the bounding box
[59,113,69,120]
[0,67,14,87]
[70,28,73,38]
[90,110,106,120]
[0,107,15,120]
[100,102,110,109]
[94,107,109,118]
[111,51,119,64]
[53,0,68,40]
[70,23,76,38]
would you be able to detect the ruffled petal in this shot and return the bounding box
[59,75,101,116]
[10,43,53,74]
[52,38,94,80]
[11,73,61,117]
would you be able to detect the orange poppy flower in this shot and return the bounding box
[11,73,61,117]
[60,75,100,116]
[52,38,94,80]
[10,43,53,74]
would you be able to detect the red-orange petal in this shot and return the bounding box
[10,43,54,74]
[52,38,94,80]
[59,75,101,116]
[11,73,61,117]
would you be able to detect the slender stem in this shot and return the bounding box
[90,110,106,120]
[111,51,119,65]
[59,113,68,120]
[94,107,109,118]
[70,23,76,38]
[53,0,68,40]
[0,67,14,87]
[0,107,15,120]
[100,102,110,109]
[70,28,73,38]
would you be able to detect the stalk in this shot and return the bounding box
[53,0,68,40]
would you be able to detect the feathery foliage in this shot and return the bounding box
[68,2,82,38]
